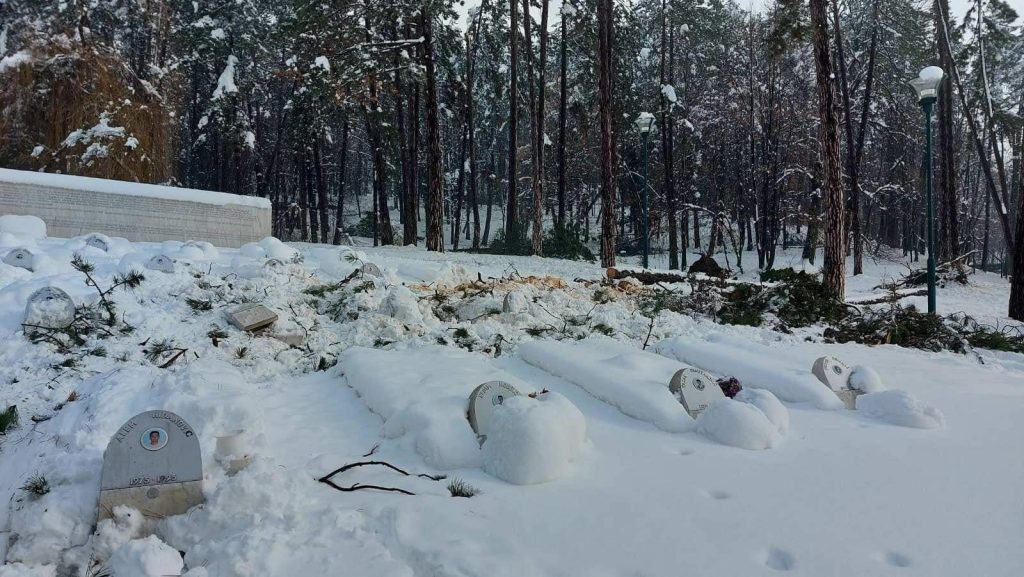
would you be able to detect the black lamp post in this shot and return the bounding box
[635,112,655,269]
[910,66,944,315]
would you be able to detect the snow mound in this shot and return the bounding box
[850,365,886,393]
[0,215,46,240]
[735,388,789,435]
[342,346,530,469]
[857,390,945,429]
[520,339,694,433]
[382,284,424,324]
[257,236,298,260]
[104,535,183,577]
[482,392,586,485]
[237,242,266,259]
[697,399,781,450]
[91,506,145,562]
[0,564,55,577]
[656,335,845,409]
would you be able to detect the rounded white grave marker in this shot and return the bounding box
[23,287,76,333]
[146,254,176,273]
[3,247,35,271]
[86,234,110,252]
[669,367,724,418]
[361,262,382,277]
[468,381,522,437]
[812,356,852,391]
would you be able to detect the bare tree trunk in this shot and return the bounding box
[557,14,568,227]
[934,0,960,262]
[332,118,349,245]
[506,0,519,237]
[1009,95,1024,319]
[365,107,393,246]
[660,0,678,270]
[597,0,616,267]
[811,0,846,299]
[422,5,444,252]
[315,140,330,243]
[531,0,550,255]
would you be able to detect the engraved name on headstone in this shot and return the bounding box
[811,356,859,409]
[669,367,724,418]
[225,303,278,332]
[23,287,76,334]
[3,247,35,271]
[98,410,203,521]
[468,381,522,439]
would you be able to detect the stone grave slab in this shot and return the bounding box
[98,410,203,521]
[669,367,724,418]
[3,247,35,271]
[468,381,522,439]
[812,356,859,409]
[226,303,278,332]
[361,262,382,277]
[146,255,176,273]
[23,287,76,334]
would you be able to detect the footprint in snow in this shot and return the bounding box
[764,547,797,571]
[703,489,732,500]
[884,551,912,568]
[677,448,695,456]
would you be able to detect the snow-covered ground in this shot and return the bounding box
[1,220,1023,576]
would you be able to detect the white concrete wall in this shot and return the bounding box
[0,169,271,247]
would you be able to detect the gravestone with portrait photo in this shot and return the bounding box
[3,247,36,271]
[669,367,724,418]
[361,262,382,278]
[468,381,522,440]
[97,410,204,521]
[23,286,76,335]
[812,356,860,409]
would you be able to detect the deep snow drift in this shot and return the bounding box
[1,223,1023,576]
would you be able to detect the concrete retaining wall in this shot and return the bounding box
[0,168,271,247]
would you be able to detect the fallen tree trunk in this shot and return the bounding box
[606,268,690,284]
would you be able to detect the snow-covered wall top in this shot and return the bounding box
[0,168,270,209]
[0,168,271,247]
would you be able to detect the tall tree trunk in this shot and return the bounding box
[365,107,393,245]
[467,6,484,250]
[557,13,568,227]
[811,0,846,300]
[422,5,445,252]
[597,0,616,267]
[660,0,678,270]
[530,0,550,254]
[315,140,330,243]
[332,118,349,245]
[506,0,519,237]
[1009,96,1024,319]
[934,0,959,261]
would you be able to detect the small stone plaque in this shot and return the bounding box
[3,247,35,271]
[146,254,176,273]
[669,367,724,418]
[98,410,203,521]
[23,287,76,334]
[226,303,278,332]
[812,356,858,410]
[361,262,382,277]
[468,381,522,437]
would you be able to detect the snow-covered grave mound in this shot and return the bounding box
[520,338,787,449]
[655,333,847,409]
[340,346,586,480]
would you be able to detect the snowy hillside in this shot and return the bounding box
[1,225,1023,577]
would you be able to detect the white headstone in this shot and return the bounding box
[23,287,76,333]
[264,258,285,270]
[146,254,176,273]
[98,410,204,521]
[225,303,278,332]
[86,234,110,252]
[468,381,522,438]
[361,262,382,277]
[669,367,724,418]
[3,247,35,271]
[812,356,859,410]
[502,291,530,314]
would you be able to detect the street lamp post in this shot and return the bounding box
[910,66,944,315]
[635,112,655,269]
